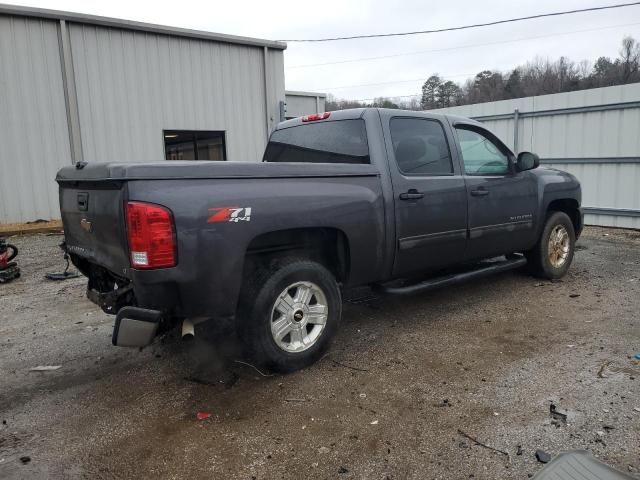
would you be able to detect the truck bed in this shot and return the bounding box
[56,160,385,321]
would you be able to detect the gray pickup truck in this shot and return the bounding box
[57,108,583,372]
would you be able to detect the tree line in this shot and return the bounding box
[325,35,640,111]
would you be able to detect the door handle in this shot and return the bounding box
[470,188,489,197]
[399,189,424,200]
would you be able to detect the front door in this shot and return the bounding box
[452,124,538,260]
[384,115,468,277]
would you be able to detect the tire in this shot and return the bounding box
[239,259,342,373]
[526,211,576,279]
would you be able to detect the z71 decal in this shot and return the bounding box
[207,207,252,223]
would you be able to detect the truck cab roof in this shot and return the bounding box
[276,107,484,130]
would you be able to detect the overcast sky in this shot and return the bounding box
[12,0,640,101]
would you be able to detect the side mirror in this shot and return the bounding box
[516,151,540,172]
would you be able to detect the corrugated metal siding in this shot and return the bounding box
[433,84,640,229]
[285,93,326,119]
[69,23,279,163]
[0,15,71,223]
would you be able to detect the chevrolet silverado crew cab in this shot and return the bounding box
[57,108,583,372]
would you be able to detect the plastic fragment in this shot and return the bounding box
[29,365,62,371]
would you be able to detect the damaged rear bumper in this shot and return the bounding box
[87,284,135,315]
[87,284,164,348]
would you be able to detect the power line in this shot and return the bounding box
[337,94,421,103]
[278,2,640,42]
[317,73,477,91]
[287,22,640,68]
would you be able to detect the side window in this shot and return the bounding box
[455,127,509,175]
[263,119,369,164]
[390,118,453,175]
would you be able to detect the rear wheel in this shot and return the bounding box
[239,259,341,373]
[526,211,575,279]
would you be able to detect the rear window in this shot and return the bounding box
[263,119,370,164]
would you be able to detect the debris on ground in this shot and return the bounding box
[549,404,567,425]
[29,365,62,371]
[370,420,378,425]
[19,456,31,464]
[331,359,369,372]
[457,429,509,460]
[196,412,211,421]
[516,445,523,456]
[535,449,552,464]
[44,245,79,281]
[569,294,581,298]
[597,360,639,379]
[232,360,273,377]
[318,446,330,454]
[338,466,349,474]
[0,238,20,284]
[634,353,640,360]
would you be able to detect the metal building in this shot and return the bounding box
[284,90,326,119]
[0,4,286,224]
[433,83,640,229]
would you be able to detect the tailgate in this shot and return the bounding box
[57,170,130,277]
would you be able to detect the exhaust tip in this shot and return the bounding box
[181,319,195,341]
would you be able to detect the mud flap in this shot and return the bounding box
[112,307,162,348]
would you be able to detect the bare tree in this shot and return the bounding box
[619,35,640,83]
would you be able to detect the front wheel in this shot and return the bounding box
[526,211,576,279]
[239,260,342,373]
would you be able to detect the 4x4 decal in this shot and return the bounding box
[207,207,252,223]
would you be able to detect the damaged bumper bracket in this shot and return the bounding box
[87,284,134,314]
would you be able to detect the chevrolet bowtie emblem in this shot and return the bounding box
[80,218,93,233]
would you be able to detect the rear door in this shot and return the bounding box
[451,123,538,260]
[381,112,468,276]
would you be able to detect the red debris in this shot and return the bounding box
[196,412,211,421]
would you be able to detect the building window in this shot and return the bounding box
[164,130,226,160]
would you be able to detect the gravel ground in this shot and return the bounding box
[1,227,639,479]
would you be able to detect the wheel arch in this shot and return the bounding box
[242,227,351,285]
[546,198,581,235]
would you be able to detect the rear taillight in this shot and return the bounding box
[126,201,176,269]
[302,112,330,122]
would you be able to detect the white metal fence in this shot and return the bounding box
[433,83,640,229]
